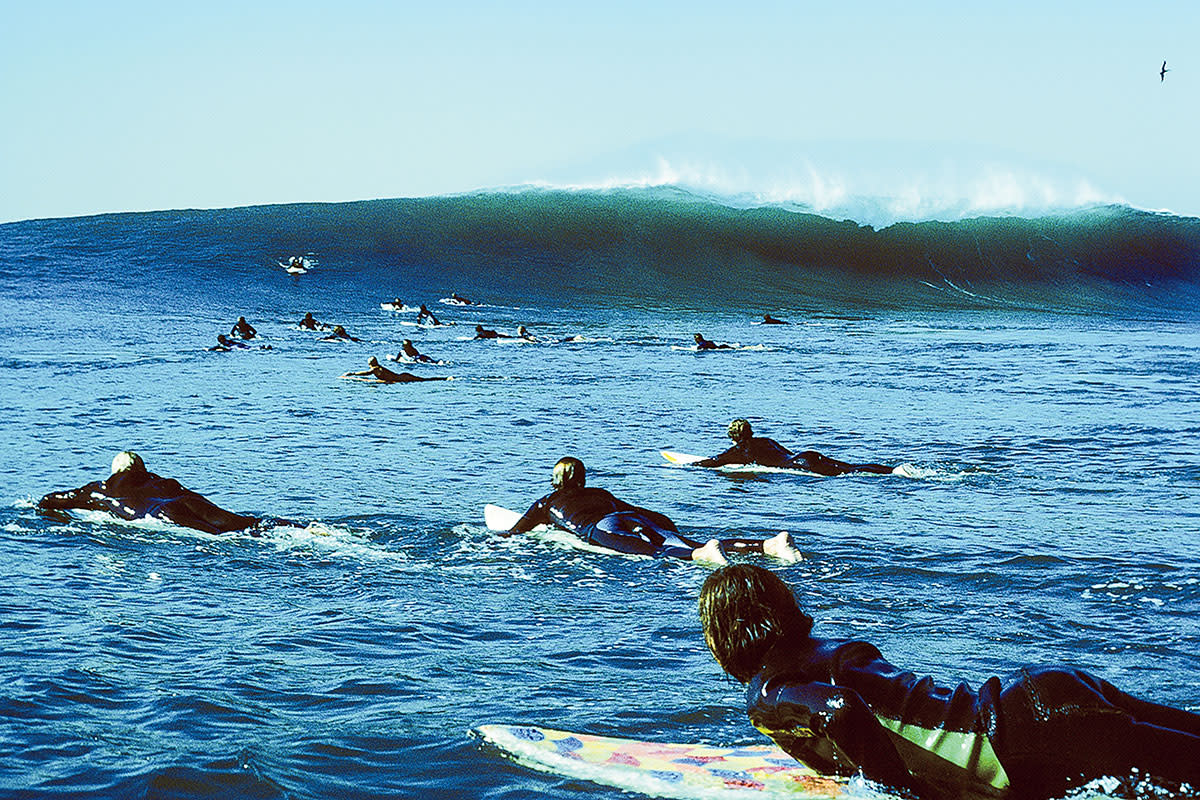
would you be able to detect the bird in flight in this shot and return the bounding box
[1160,60,1169,82]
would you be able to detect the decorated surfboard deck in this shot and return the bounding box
[483,504,637,556]
[475,724,848,798]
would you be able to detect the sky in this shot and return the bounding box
[1,1,1197,223]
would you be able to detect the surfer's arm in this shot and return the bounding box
[37,481,107,513]
[749,677,918,792]
[506,497,550,536]
[695,444,741,468]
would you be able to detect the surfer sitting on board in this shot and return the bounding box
[699,564,1200,800]
[398,339,437,363]
[695,419,894,476]
[230,316,258,339]
[37,451,286,534]
[693,333,732,350]
[341,356,449,384]
[417,305,442,326]
[505,458,798,564]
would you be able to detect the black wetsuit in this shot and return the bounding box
[510,487,704,559]
[37,470,261,534]
[695,336,731,350]
[475,327,500,339]
[401,343,435,363]
[417,308,441,326]
[696,437,893,475]
[746,636,1200,800]
[231,320,257,339]
[369,366,447,383]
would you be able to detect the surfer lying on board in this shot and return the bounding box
[450,292,477,305]
[474,325,501,339]
[36,451,287,534]
[209,334,247,351]
[341,356,449,384]
[417,305,442,326]
[761,314,789,324]
[695,419,894,476]
[693,333,733,350]
[230,316,257,339]
[398,339,437,363]
[320,325,360,342]
[505,458,798,564]
[700,564,1200,800]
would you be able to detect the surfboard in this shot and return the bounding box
[475,724,848,798]
[484,505,653,557]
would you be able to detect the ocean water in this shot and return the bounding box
[1,188,1198,799]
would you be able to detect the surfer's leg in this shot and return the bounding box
[849,463,895,475]
[793,451,848,476]
[589,512,700,559]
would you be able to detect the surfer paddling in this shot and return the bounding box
[37,451,289,534]
[695,419,895,476]
[319,325,360,342]
[416,305,443,326]
[693,333,733,350]
[341,356,449,384]
[700,564,1200,800]
[504,458,799,564]
[761,314,789,325]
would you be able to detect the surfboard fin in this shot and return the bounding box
[763,531,802,563]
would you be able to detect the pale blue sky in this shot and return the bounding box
[2,1,1196,223]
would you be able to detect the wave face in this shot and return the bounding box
[5,186,1199,314]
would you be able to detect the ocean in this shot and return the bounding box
[1,187,1198,799]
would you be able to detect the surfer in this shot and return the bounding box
[505,458,798,564]
[695,419,894,476]
[474,324,501,340]
[417,305,442,326]
[516,325,537,342]
[398,339,437,363]
[693,333,732,350]
[208,334,247,351]
[699,564,1200,800]
[450,292,477,305]
[341,356,449,384]
[230,316,257,339]
[299,312,325,330]
[761,314,789,325]
[319,325,360,342]
[36,451,281,534]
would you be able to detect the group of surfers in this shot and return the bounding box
[35,413,1200,798]
[59,293,1200,797]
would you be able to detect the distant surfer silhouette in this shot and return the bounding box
[761,314,789,325]
[341,356,449,384]
[474,324,501,340]
[37,451,282,534]
[320,325,360,342]
[398,339,437,363]
[417,305,442,326]
[299,312,326,331]
[230,316,257,339]
[1161,60,1169,81]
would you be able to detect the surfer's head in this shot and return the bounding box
[728,419,752,442]
[699,564,813,683]
[368,356,381,367]
[110,451,146,477]
[693,333,703,342]
[552,457,585,490]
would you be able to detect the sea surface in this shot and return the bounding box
[1,188,1198,799]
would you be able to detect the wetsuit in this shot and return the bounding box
[695,336,731,350]
[475,327,500,339]
[510,487,705,559]
[417,308,441,326]
[401,342,435,363]
[370,365,447,383]
[696,437,893,475]
[746,636,1200,800]
[231,320,257,339]
[37,471,261,534]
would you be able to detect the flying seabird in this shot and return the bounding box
[1160,60,1169,81]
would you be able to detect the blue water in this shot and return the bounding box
[1,189,1198,799]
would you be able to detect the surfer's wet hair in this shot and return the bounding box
[110,451,145,476]
[553,457,585,490]
[728,418,752,442]
[699,564,813,683]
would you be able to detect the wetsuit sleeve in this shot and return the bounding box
[695,444,743,468]
[509,496,551,534]
[748,675,920,793]
[37,481,106,513]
